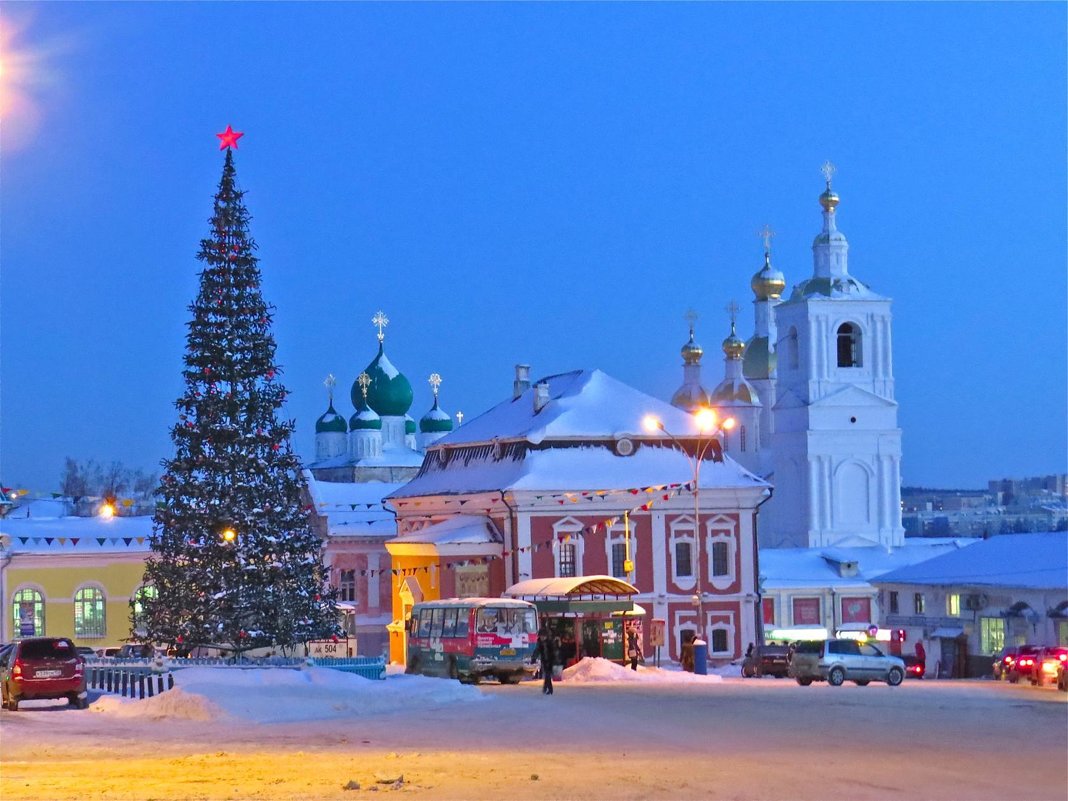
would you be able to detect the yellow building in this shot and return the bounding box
[1,505,152,648]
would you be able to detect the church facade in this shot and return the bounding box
[671,165,905,551]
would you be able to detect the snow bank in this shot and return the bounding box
[94,666,485,724]
[561,657,723,684]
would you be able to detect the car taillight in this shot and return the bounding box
[1059,654,1067,662]
[11,659,23,677]
[74,660,84,674]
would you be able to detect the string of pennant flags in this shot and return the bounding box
[351,480,698,578]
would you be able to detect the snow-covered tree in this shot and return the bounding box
[141,147,337,654]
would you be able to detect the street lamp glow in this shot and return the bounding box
[99,502,115,518]
[642,414,663,433]
[694,407,717,432]
[221,527,237,543]
[721,417,736,430]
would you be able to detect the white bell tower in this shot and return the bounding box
[767,163,904,549]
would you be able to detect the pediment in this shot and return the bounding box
[810,385,897,409]
[772,388,806,410]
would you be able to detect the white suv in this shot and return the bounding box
[789,639,906,687]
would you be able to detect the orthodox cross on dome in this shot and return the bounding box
[758,224,775,255]
[216,125,244,151]
[684,308,699,337]
[428,372,442,398]
[372,311,389,342]
[821,160,837,188]
[324,373,336,404]
[725,300,740,333]
[456,411,464,426]
[357,371,372,403]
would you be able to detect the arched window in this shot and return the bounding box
[711,541,730,577]
[132,585,157,630]
[11,588,45,638]
[74,587,106,638]
[836,323,862,367]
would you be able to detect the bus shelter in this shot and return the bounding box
[503,575,643,666]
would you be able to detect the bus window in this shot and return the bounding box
[500,609,520,634]
[430,607,446,638]
[521,608,538,634]
[418,609,432,638]
[443,608,458,637]
[455,609,471,638]
[476,608,500,634]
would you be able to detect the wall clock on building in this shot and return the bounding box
[614,437,635,456]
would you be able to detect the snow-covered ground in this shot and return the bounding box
[2,660,1065,801]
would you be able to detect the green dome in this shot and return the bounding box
[743,336,777,380]
[316,403,348,434]
[349,408,382,431]
[352,342,413,417]
[405,414,417,435]
[420,397,454,433]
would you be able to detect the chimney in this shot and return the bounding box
[533,381,550,413]
[513,364,531,400]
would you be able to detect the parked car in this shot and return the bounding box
[742,645,791,678]
[116,644,156,659]
[1057,658,1067,692]
[993,646,1020,680]
[0,637,88,711]
[901,654,926,679]
[789,638,906,687]
[95,646,122,658]
[1006,644,1041,684]
[1033,646,1068,687]
[74,646,96,658]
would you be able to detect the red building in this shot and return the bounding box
[384,368,770,666]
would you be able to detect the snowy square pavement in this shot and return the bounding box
[1,659,1064,801]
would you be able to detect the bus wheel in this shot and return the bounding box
[448,658,459,681]
[499,673,522,685]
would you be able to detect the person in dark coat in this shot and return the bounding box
[534,626,556,695]
[627,629,642,671]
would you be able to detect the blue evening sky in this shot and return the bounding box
[1,2,1065,494]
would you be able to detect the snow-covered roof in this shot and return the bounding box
[390,515,501,546]
[304,473,401,539]
[391,442,767,499]
[759,539,979,590]
[436,369,707,447]
[1,514,155,553]
[308,443,426,470]
[872,532,1068,591]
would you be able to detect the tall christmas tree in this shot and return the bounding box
[141,128,338,655]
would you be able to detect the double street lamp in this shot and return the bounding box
[643,408,735,643]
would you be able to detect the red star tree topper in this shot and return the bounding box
[216,125,244,150]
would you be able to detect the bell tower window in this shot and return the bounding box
[836,323,862,368]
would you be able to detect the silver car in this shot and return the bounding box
[789,638,906,687]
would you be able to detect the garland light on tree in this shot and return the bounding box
[139,128,338,655]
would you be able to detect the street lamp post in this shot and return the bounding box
[643,409,735,644]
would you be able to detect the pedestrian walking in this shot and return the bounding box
[627,629,642,672]
[534,626,557,695]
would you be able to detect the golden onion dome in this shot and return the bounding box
[681,330,704,365]
[722,321,745,359]
[819,187,840,212]
[751,252,786,301]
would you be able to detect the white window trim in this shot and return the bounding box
[669,516,697,590]
[605,524,638,581]
[705,516,737,591]
[708,611,736,656]
[552,517,585,578]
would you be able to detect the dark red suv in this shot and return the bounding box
[0,637,88,711]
